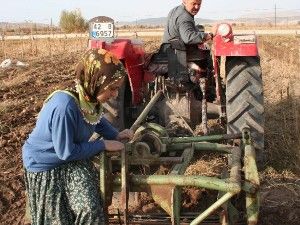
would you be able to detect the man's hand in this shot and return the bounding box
[188,62,207,83]
[116,129,134,141]
[188,62,206,73]
[104,140,125,152]
[204,32,213,41]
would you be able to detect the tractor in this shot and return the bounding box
[87,16,263,225]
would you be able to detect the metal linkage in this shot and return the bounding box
[199,78,208,134]
[162,133,242,144]
[190,192,236,225]
[99,152,109,224]
[161,134,241,154]
[130,90,164,132]
[161,133,242,154]
[168,142,235,154]
[120,144,130,225]
[113,174,241,193]
[243,128,260,225]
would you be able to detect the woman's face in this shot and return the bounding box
[96,79,124,103]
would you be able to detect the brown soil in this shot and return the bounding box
[0,35,299,225]
[0,52,82,225]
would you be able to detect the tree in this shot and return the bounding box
[59,9,88,33]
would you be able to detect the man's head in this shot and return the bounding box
[183,0,202,16]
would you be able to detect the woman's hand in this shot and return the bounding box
[116,129,134,141]
[103,129,134,152]
[104,140,125,151]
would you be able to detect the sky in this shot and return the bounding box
[0,0,299,25]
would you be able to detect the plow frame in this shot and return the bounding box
[98,128,260,225]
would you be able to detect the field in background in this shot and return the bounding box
[0,34,299,224]
[259,36,299,172]
[0,37,87,60]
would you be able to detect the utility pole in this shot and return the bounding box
[135,19,138,29]
[50,18,53,36]
[274,4,277,28]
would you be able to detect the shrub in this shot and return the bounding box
[59,9,88,33]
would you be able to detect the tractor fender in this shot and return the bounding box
[213,34,259,57]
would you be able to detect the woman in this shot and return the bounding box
[22,49,133,225]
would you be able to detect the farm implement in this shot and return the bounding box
[87,16,264,225]
[97,89,260,225]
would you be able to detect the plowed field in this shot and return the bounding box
[0,35,299,225]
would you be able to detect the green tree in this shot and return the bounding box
[59,9,88,33]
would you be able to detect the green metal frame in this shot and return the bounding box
[99,127,260,225]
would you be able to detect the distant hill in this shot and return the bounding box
[117,10,300,26]
[237,10,300,24]
[1,10,299,30]
[235,17,300,25]
[117,17,215,26]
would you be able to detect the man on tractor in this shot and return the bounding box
[163,0,212,45]
[147,0,214,86]
[146,0,215,112]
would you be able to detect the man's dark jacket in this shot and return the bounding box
[163,4,205,44]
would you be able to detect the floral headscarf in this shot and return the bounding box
[74,49,126,124]
[44,49,126,125]
[75,49,126,101]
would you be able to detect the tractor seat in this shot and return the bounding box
[151,42,210,65]
[147,39,211,80]
[150,43,170,64]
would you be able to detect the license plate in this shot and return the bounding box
[91,22,114,38]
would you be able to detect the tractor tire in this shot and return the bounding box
[104,77,129,130]
[225,56,264,164]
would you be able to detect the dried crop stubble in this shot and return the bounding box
[0,35,299,225]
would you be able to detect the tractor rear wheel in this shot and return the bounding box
[104,77,131,130]
[225,56,264,164]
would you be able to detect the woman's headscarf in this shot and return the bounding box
[74,49,126,124]
[75,48,126,101]
[44,49,126,125]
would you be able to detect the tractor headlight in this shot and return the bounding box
[217,23,232,37]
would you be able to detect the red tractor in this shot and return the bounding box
[88,16,263,224]
[88,16,264,161]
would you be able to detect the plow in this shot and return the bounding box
[97,90,260,225]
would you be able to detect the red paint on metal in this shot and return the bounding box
[213,35,258,56]
[88,39,145,105]
[143,71,156,83]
